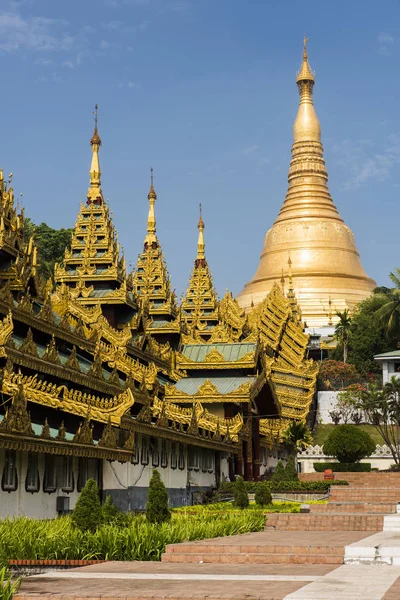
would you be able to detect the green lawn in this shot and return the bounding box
[313,424,386,446]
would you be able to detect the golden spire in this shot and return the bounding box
[237,37,375,326]
[88,104,103,203]
[280,268,285,294]
[293,36,320,143]
[196,203,205,261]
[145,167,157,246]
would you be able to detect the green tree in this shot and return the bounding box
[23,218,73,281]
[284,455,299,481]
[146,469,171,524]
[359,377,400,465]
[323,424,375,463]
[254,483,272,507]
[102,495,120,524]
[71,478,102,532]
[318,360,359,391]
[375,269,400,338]
[233,476,249,509]
[334,294,398,376]
[334,309,352,363]
[283,421,312,455]
[271,460,287,483]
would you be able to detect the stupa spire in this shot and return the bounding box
[145,167,157,246]
[237,38,375,327]
[196,203,205,261]
[88,104,103,204]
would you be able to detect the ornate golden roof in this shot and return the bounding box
[54,113,135,311]
[237,38,375,327]
[181,207,219,339]
[131,172,179,333]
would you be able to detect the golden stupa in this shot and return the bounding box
[237,38,376,327]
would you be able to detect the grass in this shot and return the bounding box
[0,511,266,566]
[313,424,387,446]
[173,500,327,515]
[0,567,20,600]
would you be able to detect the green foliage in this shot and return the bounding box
[0,567,21,600]
[359,377,400,465]
[71,479,102,533]
[102,495,122,525]
[233,476,249,509]
[23,218,73,281]
[333,294,398,376]
[323,424,376,463]
[314,462,371,472]
[0,513,265,566]
[318,360,360,391]
[218,480,348,494]
[313,424,387,446]
[334,309,352,363]
[284,456,299,481]
[254,484,272,507]
[146,470,171,524]
[283,421,312,454]
[271,460,287,483]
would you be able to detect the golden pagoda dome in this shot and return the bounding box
[237,37,376,327]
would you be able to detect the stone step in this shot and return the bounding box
[265,513,383,531]
[383,515,400,531]
[330,488,400,502]
[161,551,343,565]
[310,502,397,514]
[300,473,400,487]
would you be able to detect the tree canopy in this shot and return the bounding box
[24,218,73,282]
[332,293,398,376]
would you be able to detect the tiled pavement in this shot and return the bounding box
[14,561,337,600]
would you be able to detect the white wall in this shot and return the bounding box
[317,391,341,424]
[0,450,80,519]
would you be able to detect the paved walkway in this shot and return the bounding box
[15,562,335,600]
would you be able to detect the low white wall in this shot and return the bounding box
[317,391,341,424]
[298,444,395,473]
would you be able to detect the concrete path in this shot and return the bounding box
[284,564,400,599]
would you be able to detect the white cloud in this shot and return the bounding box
[62,60,74,69]
[99,39,111,49]
[258,157,270,165]
[242,144,259,155]
[378,32,394,44]
[333,135,400,189]
[0,13,74,52]
[378,45,391,57]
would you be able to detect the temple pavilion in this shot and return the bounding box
[0,55,318,519]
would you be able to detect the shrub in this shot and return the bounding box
[254,484,272,507]
[271,460,286,483]
[218,480,349,494]
[102,495,120,524]
[0,566,21,600]
[284,456,298,481]
[314,462,371,472]
[323,424,376,463]
[318,360,359,391]
[71,478,102,533]
[233,476,249,509]
[146,469,171,524]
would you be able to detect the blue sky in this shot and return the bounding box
[1,0,399,297]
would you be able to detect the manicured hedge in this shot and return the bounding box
[314,462,371,472]
[218,480,349,494]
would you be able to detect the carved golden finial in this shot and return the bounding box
[328,295,333,326]
[148,167,156,200]
[90,104,101,146]
[296,35,315,84]
[88,104,103,203]
[288,253,293,283]
[197,203,205,260]
[280,268,285,294]
[145,167,157,245]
